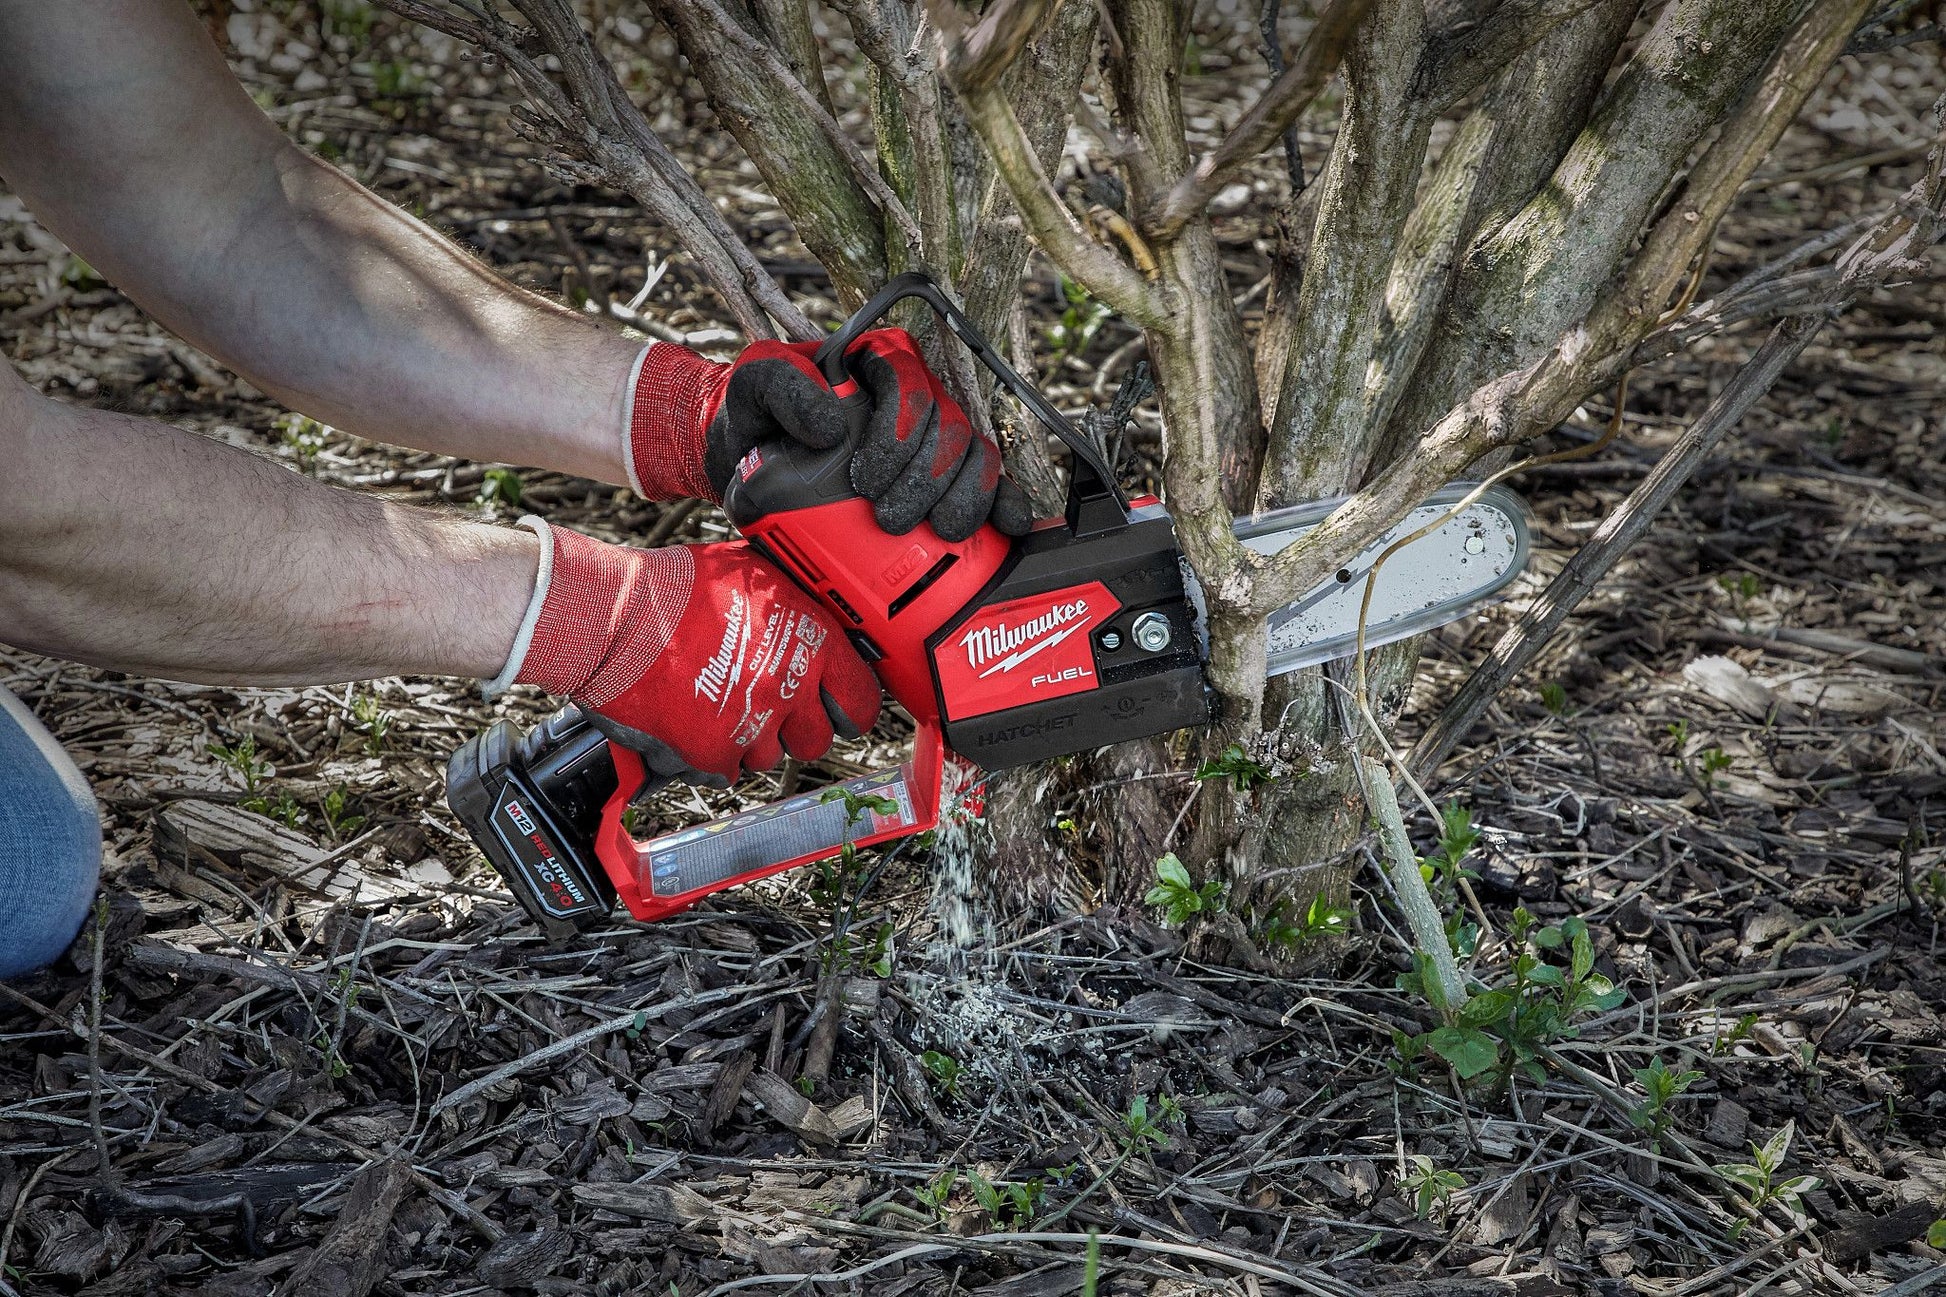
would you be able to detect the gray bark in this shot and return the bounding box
[648,0,890,300]
[1378,0,1814,461]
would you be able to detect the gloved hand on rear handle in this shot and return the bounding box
[622,331,1033,542]
[488,519,881,789]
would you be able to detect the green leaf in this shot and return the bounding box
[1458,988,1516,1028]
[1154,853,1192,890]
[1714,1163,1767,1195]
[1526,963,1566,988]
[1425,1026,1500,1079]
[1926,1220,1946,1249]
[1570,923,1595,984]
[1533,925,1565,950]
[1758,1120,1795,1174]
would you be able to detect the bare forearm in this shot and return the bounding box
[0,382,537,685]
[0,0,641,484]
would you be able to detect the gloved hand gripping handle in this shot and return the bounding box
[809,272,1130,538]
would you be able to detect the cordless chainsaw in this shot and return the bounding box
[447,272,1531,936]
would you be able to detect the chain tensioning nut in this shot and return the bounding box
[1131,611,1172,653]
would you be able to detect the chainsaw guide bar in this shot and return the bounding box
[1209,483,1533,679]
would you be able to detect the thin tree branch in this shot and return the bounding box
[1144,0,1374,241]
[937,0,1061,93]
[1376,0,1812,465]
[1366,0,1638,442]
[685,0,926,253]
[1613,0,1877,326]
[1409,126,1946,777]
[1259,0,1435,504]
[948,75,1171,329]
[747,0,835,116]
[376,0,812,339]
[645,0,889,300]
[1253,107,1945,623]
[1414,0,1608,111]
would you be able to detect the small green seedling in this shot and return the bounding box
[278,414,329,469]
[920,1050,963,1097]
[317,785,366,841]
[1120,1093,1179,1151]
[1711,1012,1760,1057]
[1698,746,1733,785]
[1420,802,1481,889]
[244,788,304,829]
[1718,571,1762,603]
[914,1169,957,1217]
[966,1169,1049,1226]
[211,736,272,794]
[1194,742,1274,793]
[1398,1155,1466,1218]
[63,254,104,289]
[1047,274,1112,359]
[1628,1057,1703,1146]
[323,0,377,40]
[1539,682,1568,716]
[351,691,394,755]
[1714,1120,1819,1216]
[1400,908,1625,1086]
[813,788,902,973]
[477,466,525,509]
[1256,891,1354,951]
[1666,718,1690,749]
[1926,1219,1946,1249]
[369,59,423,102]
[1144,853,1223,927]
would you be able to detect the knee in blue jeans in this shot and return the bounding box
[1,688,104,980]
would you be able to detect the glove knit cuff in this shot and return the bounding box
[623,342,723,504]
[508,521,696,707]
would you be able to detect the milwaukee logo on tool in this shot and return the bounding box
[960,599,1091,676]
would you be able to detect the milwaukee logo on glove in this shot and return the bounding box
[695,592,750,707]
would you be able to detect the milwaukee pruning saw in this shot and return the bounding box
[447,272,1531,936]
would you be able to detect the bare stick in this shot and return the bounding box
[1145,0,1373,240]
[949,74,1170,328]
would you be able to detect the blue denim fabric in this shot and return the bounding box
[0,685,102,979]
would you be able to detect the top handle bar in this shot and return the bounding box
[810,271,1131,537]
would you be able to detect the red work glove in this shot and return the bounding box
[622,334,1032,542]
[489,519,881,789]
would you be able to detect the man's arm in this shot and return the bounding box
[0,0,640,486]
[0,371,536,685]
